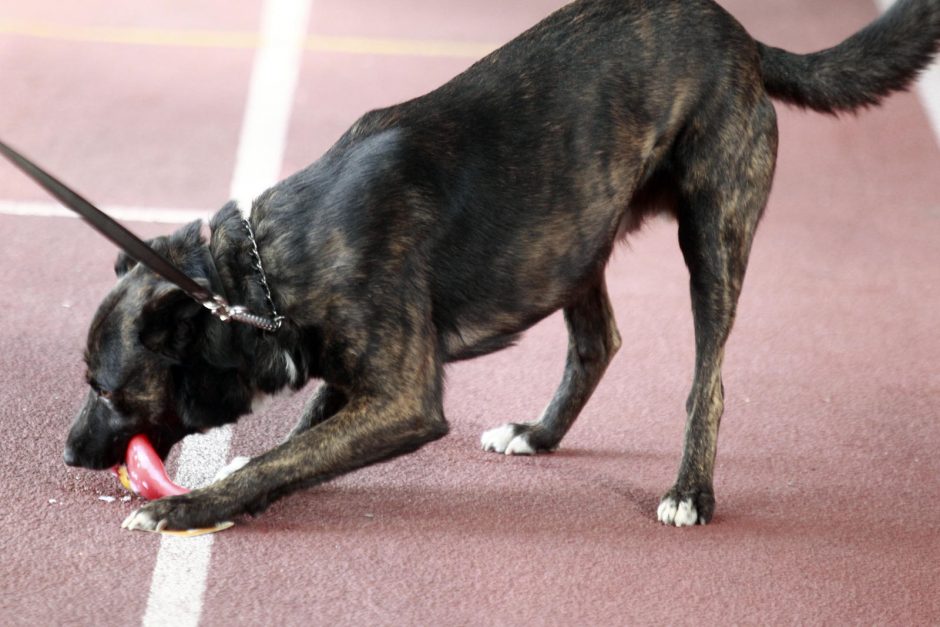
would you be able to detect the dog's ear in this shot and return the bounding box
[133,220,214,358]
[139,282,206,361]
[114,222,203,278]
[114,251,137,277]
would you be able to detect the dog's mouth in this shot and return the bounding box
[64,435,128,470]
[145,420,189,463]
[64,405,186,471]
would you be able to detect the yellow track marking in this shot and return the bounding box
[308,34,495,58]
[0,19,497,59]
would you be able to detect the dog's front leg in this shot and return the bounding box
[123,388,448,531]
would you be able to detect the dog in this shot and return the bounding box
[64,0,940,530]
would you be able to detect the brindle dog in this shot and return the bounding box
[65,0,940,529]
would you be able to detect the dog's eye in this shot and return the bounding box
[89,378,112,400]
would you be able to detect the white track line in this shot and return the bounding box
[0,199,209,223]
[229,0,310,210]
[873,0,940,142]
[141,427,235,627]
[141,1,311,626]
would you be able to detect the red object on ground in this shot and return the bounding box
[112,434,189,500]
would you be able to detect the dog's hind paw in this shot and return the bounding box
[480,423,555,455]
[656,487,715,527]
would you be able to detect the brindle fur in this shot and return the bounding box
[65,0,940,529]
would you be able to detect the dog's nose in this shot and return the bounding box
[62,446,79,467]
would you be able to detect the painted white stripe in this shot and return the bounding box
[142,426,233,627]
[0,199,210,224]
[141,1,311,626]
[230,0,312,210]
[873,0,940,142]
[914,59,940,142]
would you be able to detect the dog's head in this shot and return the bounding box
[64,221,251,469]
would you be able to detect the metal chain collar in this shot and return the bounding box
[242,218,285,330]
[199,218,284,333]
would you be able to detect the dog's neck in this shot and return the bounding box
[207,201,269,316]
[201,201,307,396]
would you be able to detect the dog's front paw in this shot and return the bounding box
[480,423,556,455]
[122,492,231,532]
[657,486,715,527]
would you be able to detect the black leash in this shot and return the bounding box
[0,140,283,332]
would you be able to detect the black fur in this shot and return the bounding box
[65,0,940,529]
[760,0,940,113]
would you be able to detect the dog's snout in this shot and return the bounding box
[62,446,79,467]
[64,390,128,469]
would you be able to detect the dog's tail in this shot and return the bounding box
[758,0,940,114]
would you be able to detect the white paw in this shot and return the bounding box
[481,425,536,455]
[213,456,251,482]
[504,434,536,455]
[481,424,517,453]
[657,497,700,527]
[122,508,166,532]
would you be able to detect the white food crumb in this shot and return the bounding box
[48,498,57,504]
[121,496,132,502]
[98,496,116,503]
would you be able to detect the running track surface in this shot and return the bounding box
[1,1,938,625]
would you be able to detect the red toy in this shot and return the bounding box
[111,434,189,500]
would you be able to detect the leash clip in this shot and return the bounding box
[201,295,234,319]
[201,295,283,332]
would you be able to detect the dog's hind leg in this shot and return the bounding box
[481,275,621,454]
[657,95,777,527]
